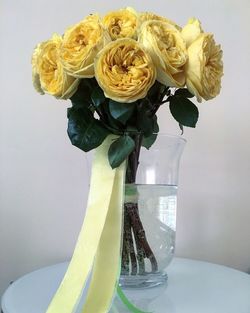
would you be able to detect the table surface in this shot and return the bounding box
[1,258,250,313]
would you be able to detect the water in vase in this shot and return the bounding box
[120,184,177,288]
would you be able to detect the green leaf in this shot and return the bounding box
[137,105,159,137]
[67,106,110,152]
[109,100,135,125]
[141,116,159,149]
[142,133,158,149]
[108,135,135,169]
[169,95,199,128]
[126,125,139,134]
[70,79,92,106]
[147,81,166,103]
[175,88,194,98]
[91,86,105,107]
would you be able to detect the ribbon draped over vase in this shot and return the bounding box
[45,136,150,313]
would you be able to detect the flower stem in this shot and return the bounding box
[121,133,158,276]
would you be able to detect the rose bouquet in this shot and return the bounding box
[32,7,223,313]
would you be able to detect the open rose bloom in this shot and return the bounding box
[32,8,223,103]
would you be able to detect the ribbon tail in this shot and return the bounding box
[45,136,117,313]
[81,160,126,313]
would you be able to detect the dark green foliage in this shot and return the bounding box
[109,100,135,125]
[108,135,135,169]
[70,79,94,107]
[91,85,106,107]
[142,133,158,150]
[67,106,110,152]
[136,100,159,137]
[141,115,159,149]
[169,94,199,128]
[66,78,199,167]
[147,81,166,103]
[175,88,194,98]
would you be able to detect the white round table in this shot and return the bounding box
[1,258,250,313]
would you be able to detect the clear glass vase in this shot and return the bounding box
[119,133,186,289]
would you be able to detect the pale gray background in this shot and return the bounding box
[1,0,250,297]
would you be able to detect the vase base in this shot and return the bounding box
[119,271,168,289]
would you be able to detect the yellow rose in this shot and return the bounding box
[103,7,138,40]
[60,14,110,78]
[138,20,188,87]
[31,34,79,99]
[94,38,156,103]
[138,12,181,31]
[181,18,203,47]
[185,33,223,102]
[32,43,44,95]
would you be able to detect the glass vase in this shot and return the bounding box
[119,133,186,289]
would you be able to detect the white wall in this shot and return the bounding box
[1,0,250,297]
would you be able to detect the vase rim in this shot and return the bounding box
[126,131,186,144]
[152,132,187,144]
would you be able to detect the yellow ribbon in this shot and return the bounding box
[81,163,125,312]
[46,135,125,313]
